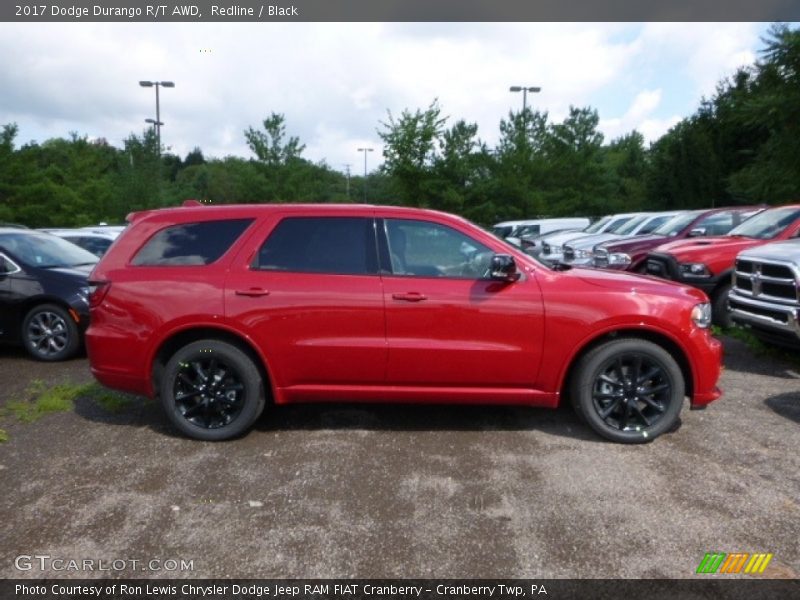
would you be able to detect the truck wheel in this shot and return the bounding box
[160,340,266,441]
[712,283,733,328]
[570,338,684,443]
[22,304,81,361]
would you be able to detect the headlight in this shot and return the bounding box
[573,248,593,259]
[607,253,632,266]
[78,286,90,300]
[548,245,562,254]
[680,262,711,278]
[691,303,712,329]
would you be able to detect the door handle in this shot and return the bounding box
[235,288,270,297]
[392,292,427,302]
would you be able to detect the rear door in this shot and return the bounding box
[225,213,387,391]
[379,216,545,391]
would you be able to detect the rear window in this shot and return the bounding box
[132,219,254,266]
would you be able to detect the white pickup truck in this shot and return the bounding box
[729,239,800,349]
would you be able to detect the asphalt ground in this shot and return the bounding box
[0,336,798,579]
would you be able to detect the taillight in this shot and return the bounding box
[88,281,111,308]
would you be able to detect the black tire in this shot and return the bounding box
[160,340,266,441]
[22,303,81,361]
[711,283,733,328]
[570,338,685,443]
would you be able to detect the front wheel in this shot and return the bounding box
[570,338,685,443]
[160,340,266,441]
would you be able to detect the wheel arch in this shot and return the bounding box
[151,326,276,404]
[559,328,694,405]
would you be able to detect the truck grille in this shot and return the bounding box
[563,246,575,260]
[594,249,609,268]
[646,257,669,278]
[733,258,798,304]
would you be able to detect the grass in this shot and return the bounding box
[2,380,137,423]
[0,429,7,443]
[714,325,800,366]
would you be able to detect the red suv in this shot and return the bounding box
[646,205,800,326]
[86,204,722,443]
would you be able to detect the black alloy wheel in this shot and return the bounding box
[161,340,266,441]
[571,338,684,443]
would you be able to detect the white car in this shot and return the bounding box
[39,226,122,257]
[493,218,591,247]
[539,212,643,264]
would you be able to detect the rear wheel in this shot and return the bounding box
[22,303,80,361]
[160,340,265,441]
[570,338,684,443]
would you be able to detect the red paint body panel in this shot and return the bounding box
[86,203,723,413]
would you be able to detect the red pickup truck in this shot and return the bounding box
[645,205,800,326]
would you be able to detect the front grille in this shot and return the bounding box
[563,247,575,260]
[733,258,798,304]
[594,250,609,268]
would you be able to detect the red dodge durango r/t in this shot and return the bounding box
[86,203,722,443]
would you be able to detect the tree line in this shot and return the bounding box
[0,24,798,228]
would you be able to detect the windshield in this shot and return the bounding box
[653,211,701,236]
[584,216,610,233]
[605,216,636,233]
[615,215,649,236]
[0,232,99,268]
[728,207,800,240]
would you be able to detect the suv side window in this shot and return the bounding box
[384,219,493,279]
[254,217,378,275]
[132,219,254,266]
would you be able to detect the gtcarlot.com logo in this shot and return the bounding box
[696,552,773,575]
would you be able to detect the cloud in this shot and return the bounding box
[0,22,770,172]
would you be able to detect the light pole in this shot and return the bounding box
[509,85,541,112]
[357,148,373,202]
[342,164,352,199]
[139,80,174,155]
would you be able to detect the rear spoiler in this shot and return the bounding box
[125,199,204,224]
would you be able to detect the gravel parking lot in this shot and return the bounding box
[0,336,797,579]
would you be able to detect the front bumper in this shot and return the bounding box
[645,253,721,293]
[729,292,800,347]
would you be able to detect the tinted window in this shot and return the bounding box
[65,236,113,257]
[255,217,377,275]
[132,219,253,266]
[385,219,493,279]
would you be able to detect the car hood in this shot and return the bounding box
[569,266,707,302]
[738,239,800,262]
[543,230,596,246]
[564,232,626,250]
[600,234,669,254]
[652,235,759,261]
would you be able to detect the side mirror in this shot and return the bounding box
[688,227,707,237]
[490,254,521,282]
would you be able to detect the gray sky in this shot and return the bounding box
[0,22,772,172]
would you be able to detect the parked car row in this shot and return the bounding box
[499,204,800,330]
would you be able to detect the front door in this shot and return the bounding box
[379,217,545,391]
